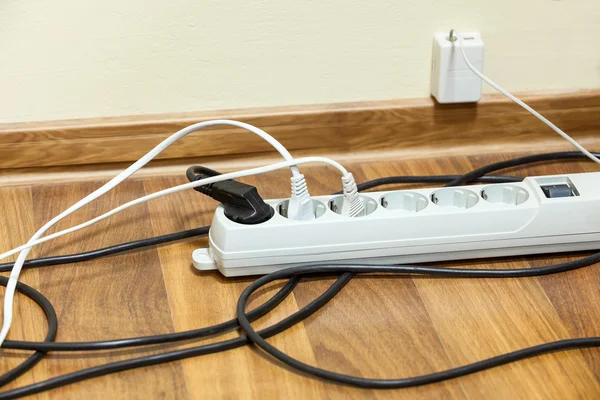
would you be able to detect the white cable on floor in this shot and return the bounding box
[0,119,313,347]
[0,156,348,262]
[456,33,600,165]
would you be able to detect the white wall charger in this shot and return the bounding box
[431,31,484,103]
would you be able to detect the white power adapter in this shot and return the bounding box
[431,31,484,103]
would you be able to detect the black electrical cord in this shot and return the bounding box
[445,151,600,187]
[350,175,521,193]
[235,262,600,389]
[3,276,301,351]
[0,276,57,387]
[1,150,599,396]
[0,273,354,399]
[0,227,210,273]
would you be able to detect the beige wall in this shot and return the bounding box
[1,1,599,123]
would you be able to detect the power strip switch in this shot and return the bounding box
[431,31,484,103]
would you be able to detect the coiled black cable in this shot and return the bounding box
[0,274,353,399]
[445,151,600,187]
[236,262,600,389]
[3,276,300,351]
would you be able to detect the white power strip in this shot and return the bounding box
[192,172,600,277]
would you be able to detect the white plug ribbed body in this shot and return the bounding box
[341,173,366,217]
[286,174,316,221]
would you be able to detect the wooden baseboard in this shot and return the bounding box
[1,91,599,175]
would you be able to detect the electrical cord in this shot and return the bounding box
[445,151,600,187]
[0,227,209,273]
[235,261,600,389]
[455,32,600,166]
[3,275,300,352]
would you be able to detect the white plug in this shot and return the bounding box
[431,31,484,103]
[340,173,366,217]
[287,174,316,221]
[286,172,365,219]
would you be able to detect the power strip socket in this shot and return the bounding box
[193,172,600,277]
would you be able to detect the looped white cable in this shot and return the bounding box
[0,157,348,263]
[0,120,326,347]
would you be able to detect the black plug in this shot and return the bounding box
[186,166,274,225]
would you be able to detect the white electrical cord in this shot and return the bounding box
[455,33,600,166]
[0,156,349,262]
[0,119,320,347]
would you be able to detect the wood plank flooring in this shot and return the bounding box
[1,153,599,399]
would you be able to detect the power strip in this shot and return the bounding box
[192,172,600,276]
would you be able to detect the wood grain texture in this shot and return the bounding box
[0,91,598,170]
[1,152,600,399]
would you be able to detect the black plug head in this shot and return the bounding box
[186,166,274,225]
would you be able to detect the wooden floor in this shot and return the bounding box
[1,153,600,399]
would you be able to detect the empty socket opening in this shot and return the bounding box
[431,188,479,209]
[277,200,327,219]
[328,195,378,217]
[380,191,428,212]
[481,185,529,206]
